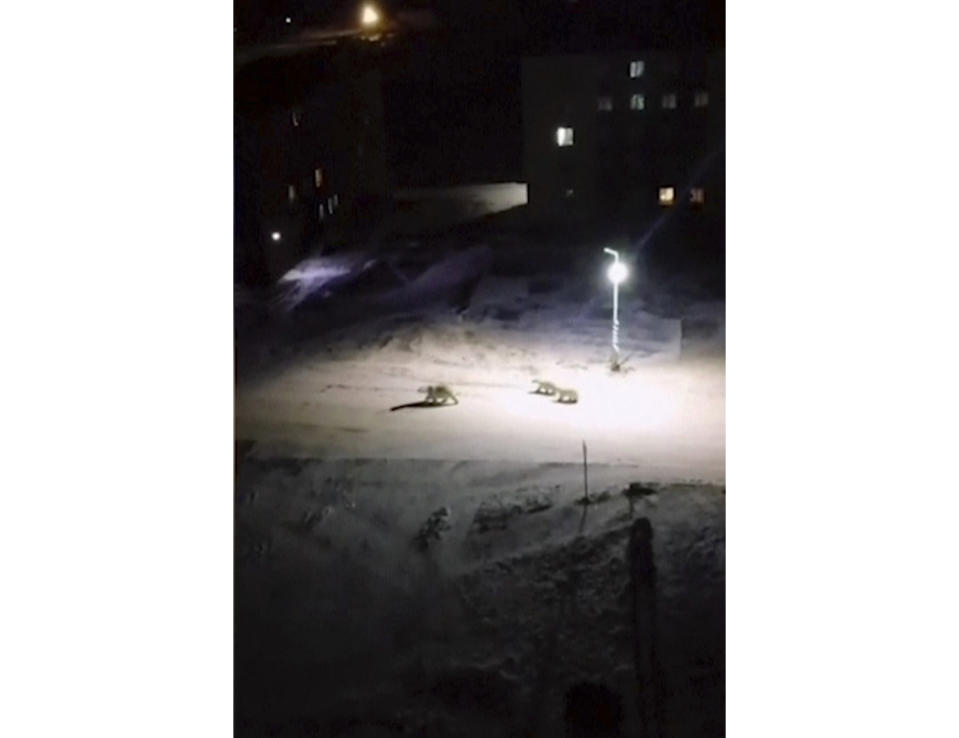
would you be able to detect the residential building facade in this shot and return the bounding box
[234,47,390,285]
[522,50,724,225]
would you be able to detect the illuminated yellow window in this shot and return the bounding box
[291,111,300,127]
[659,187,675,206]
[314,168,323,188]
[694,90,709,107]
[629,93,645,110]
[690,188,705,204]
[556,127,574,147]
[288,184,297,202]
[629,60,645,78]
[597,96,613,112]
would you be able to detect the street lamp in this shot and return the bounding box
[604,247,628,370]
[271,231,282,242]
[361,4,380,26]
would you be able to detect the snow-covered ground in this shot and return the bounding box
[235,459,724,737]
[236,244,724,481]
[235,239,725,736]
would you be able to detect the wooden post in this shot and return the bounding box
[582,440,589,503]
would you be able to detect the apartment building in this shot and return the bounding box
[522,50,724,224]
[234,47,390,285]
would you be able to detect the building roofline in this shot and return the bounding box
[521,48,725,63]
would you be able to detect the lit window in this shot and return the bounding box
[328,196,335,212]
[629,60,645,78]
[659,187,675,206]
[556,127,574,147]
[288,185,297,202]
[597,96,613,112]
[291,111,300,127]
[319,204,325,219]
[694,90,709,107]
[629,93,645,111]
[333,194,338,206]
[314,167,323,188]
[690,188,705,204]
[661,93,677,109]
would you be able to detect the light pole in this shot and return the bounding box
[604,247,628,370]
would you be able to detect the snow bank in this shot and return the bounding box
[235,458,724,737]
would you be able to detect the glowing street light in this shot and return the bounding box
[361,4,380,26]
[604,248,628,369]
[271,231,282,242]
[608,260,627,285]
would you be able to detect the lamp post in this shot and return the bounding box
[604,247,628,369]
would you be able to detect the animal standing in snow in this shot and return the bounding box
[533,379,578,403]
[532,379,559,395]
[533,379,579,405]
[389,384,460,412]
[418,385,459,405]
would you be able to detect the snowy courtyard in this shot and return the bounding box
[234,237,725,736]
[235,240,724,479]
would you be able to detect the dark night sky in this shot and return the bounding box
[235,0,724,48]
[235,1,724,185]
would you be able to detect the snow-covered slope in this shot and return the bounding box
[235,458,724,737]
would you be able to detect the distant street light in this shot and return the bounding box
[604,248,628,369]
[285,17,292,24]
[361,4,381,26]
[271,231,282,242]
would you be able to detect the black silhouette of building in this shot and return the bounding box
[234,46,390,285]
